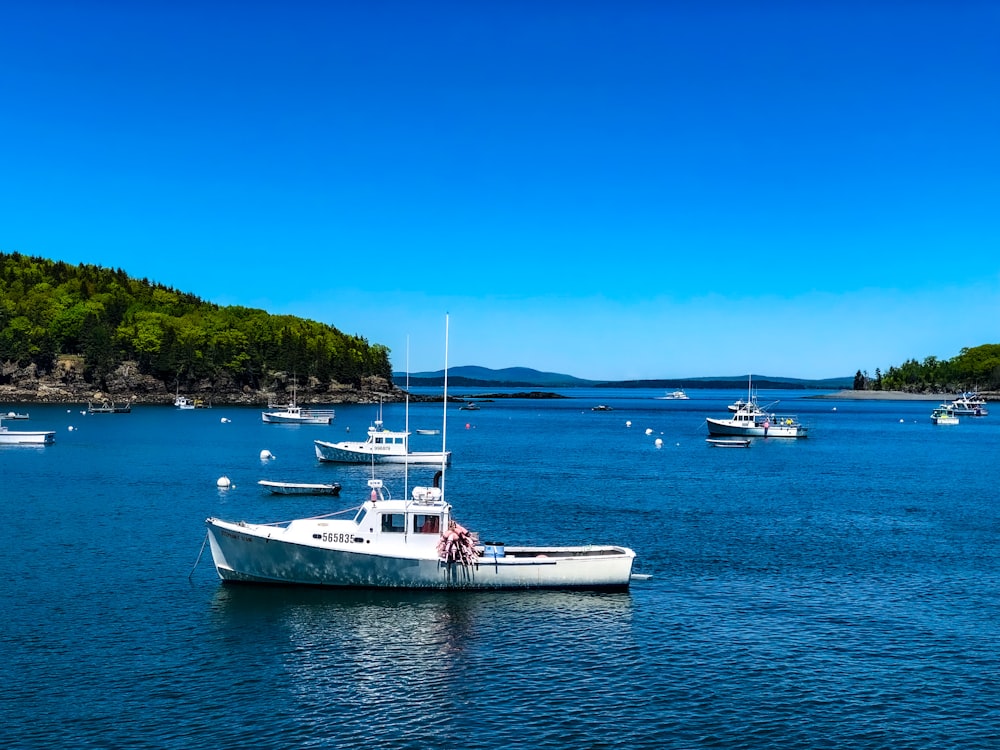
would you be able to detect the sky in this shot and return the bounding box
[2,0,997,381]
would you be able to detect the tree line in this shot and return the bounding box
[853,344,1000,392]
[0,252,392,390]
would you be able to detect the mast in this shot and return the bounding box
[441,314,449,496]
[404,336,410,503]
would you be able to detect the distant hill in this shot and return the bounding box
[396,366,597,388]
[394,366,854,390]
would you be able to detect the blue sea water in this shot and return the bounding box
[3,390,1000,749]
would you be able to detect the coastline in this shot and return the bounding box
[813,390,959,401]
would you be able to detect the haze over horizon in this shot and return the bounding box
[2,3,997,381]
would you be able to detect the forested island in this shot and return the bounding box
[2,251,998,405]
[0,252,397,405]
[852,345,1000,394]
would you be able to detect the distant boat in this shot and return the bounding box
[4,411,30,420]
[459,402,480,411]
[0,416,55,445]
[262,381,334,424]
[930,404,959,425]
[705,375,808,438]
[950,392,988,417]
[706,438,751,448]
[175,395,196,410]
[655,390,689,400]
[592,404,614,411]
[314,402,451,465]
[88,399,132,414]
[415,429,440,435]
[257,480,342,496]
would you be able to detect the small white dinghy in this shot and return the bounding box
[706,438,751,448]
[257,480,342,496]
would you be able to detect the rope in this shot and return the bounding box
[189,530,209,580]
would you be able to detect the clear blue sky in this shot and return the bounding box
[2,1,997,380]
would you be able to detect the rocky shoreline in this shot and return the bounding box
[0,359,408,407]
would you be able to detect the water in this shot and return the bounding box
[3,390,999,749]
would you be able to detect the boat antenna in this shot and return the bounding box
[440,314,449,497]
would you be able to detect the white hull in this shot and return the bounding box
[705,417,807,438]
[706,438,751,447]
[205,517,634,590]
[257,480,341,495]
[262,411,334,424]
[932,417,959,425]
[0,429,55,445]
[314,440,452,465]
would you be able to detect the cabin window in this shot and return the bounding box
[381,513,405,533]
[353,507,369,526]
[414,515,440,534]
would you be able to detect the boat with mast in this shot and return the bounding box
[262,379,335,424]
[706,375,808,438]
[204,317,638,590]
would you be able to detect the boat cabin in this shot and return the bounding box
[347,483,449,545]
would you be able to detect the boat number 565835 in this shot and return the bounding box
[320,532,352,544]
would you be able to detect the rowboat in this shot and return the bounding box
[706,438,751,448]
[257,480,342,496]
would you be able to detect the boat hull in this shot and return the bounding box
[314,440,452,465]
[205,518,634,590]
[705,418,807,438]
[0,430,56,445]
[257,480,341,496]
[262,412,333,424]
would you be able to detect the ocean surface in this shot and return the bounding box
[3,389,999,749]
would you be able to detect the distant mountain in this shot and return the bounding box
[395,366,597,388]
[394,367,853,390]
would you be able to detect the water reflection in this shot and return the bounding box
[206,585,636,744]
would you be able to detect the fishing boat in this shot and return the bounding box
[87,399,132,414]
[314,401,450,465]
[458,402,480,411]
[205,475,636,590]
[257,480,342,496]
[262,382,335,425]
[4,411,30,419]
[930,404,959,425]
[314,423,451,465]
[655,389,689,400]
[705,375,808,438]
[205,317,638,590]
[0,417,55,445]
[175,395,196,409]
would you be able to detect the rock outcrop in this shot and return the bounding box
[0,357,404,405]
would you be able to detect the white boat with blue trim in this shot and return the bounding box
[205,316,637,590]
[705,375,808,438]
[0,417,55,445]
[206,476,636,590]
[262,383,334,424]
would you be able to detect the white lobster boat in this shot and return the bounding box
[206,316,636,590]
[706,375,808,438]
[0,417,55,445]
[205,478,636,590]
[263,403,335,425]
[314,402,451,465]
